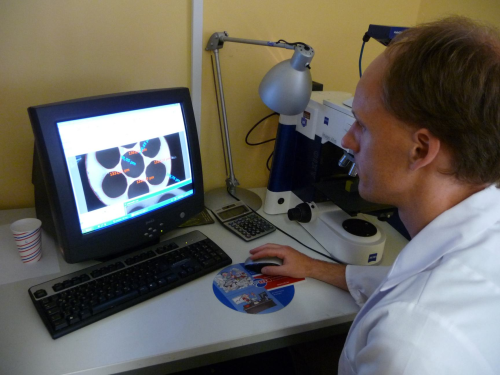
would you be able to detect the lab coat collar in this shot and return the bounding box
[380,184,500,292]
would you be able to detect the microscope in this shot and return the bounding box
[263,91,398,265]
[262,24,410,265]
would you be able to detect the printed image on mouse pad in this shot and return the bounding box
[213,263,305,314]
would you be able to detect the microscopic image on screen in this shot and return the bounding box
[121,150,145,178]
[102,171,128,198]
[128,179,150,199]
[164,133,185,184]
[95,147,120,169]
[145,161,167,186]
[140,137,161,158]
[75,132,187,213]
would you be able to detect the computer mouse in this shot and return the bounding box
[243,256,283,273]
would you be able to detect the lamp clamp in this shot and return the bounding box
[205,32,229,51]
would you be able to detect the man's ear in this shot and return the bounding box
[409,128,441,171]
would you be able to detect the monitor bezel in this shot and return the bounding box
[29,88,204,263]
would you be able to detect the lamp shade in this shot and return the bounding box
[259,45,314,115]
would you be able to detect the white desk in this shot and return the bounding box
[0,189,408,375]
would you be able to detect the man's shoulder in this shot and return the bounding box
[383,243,500,313]
[348,287,500,375]
[357,251,500,370]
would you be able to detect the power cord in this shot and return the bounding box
[245,112,278,171]
[274,39,307,47]
[359,32,371,77]
[245,112,278,146]
[272,224,346,265]
[266,152,274,172]
[218,187,346,265]
[211,52,278,173]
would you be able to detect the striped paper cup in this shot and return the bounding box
[10,218,42,264]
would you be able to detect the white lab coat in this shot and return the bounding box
[339,184,500,375]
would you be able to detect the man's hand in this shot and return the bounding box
[249,243,348,291]
[249,243,316,278]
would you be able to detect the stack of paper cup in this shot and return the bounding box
[10,218,42,264]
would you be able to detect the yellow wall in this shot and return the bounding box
[0,0,191,209]
[201,0,420,194]
[417,0,500,24]
[1,0,499,209]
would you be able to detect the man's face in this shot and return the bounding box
[341,53,415,206]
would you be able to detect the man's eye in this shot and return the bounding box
[355,121,365,131]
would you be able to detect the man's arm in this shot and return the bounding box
[249,243,348,291]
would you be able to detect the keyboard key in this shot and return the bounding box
[92,290,139,314]
[34,289,47,299]
[52,319,68,331]
[44,301,58,310]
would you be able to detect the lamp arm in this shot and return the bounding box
[206,32,296,51]
[211,48,239,192]
[206,31,297,194]
[206,31,314,196]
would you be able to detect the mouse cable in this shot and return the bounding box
[223,188,346,265]
[271,223,346,265]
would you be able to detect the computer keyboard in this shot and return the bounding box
[28,230,232,339]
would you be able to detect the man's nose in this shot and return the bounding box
[341,124,357,152]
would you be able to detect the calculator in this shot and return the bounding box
[211,201,276,241]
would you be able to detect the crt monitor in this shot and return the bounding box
[29,88,204,263]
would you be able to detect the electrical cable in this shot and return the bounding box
[359,41,366,78]
[359,32,371,78]
[272,224,346,265]
[220,187,346,264]
[245,112,278,146]
[244,112,278,171]
[266,152,274,172]
[275,39,307,47]
[212,54,278,174]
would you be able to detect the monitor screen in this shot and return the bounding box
[30,88,204,263]
[57,104,193,234]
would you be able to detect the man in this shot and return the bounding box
[250,17,500,374]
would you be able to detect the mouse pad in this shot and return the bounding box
[213,263,305,314]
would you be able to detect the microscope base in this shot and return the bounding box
[300,207,386,265]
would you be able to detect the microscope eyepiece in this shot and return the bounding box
[338,151,357,177]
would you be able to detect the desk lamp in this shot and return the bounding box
[205,32,314,211]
